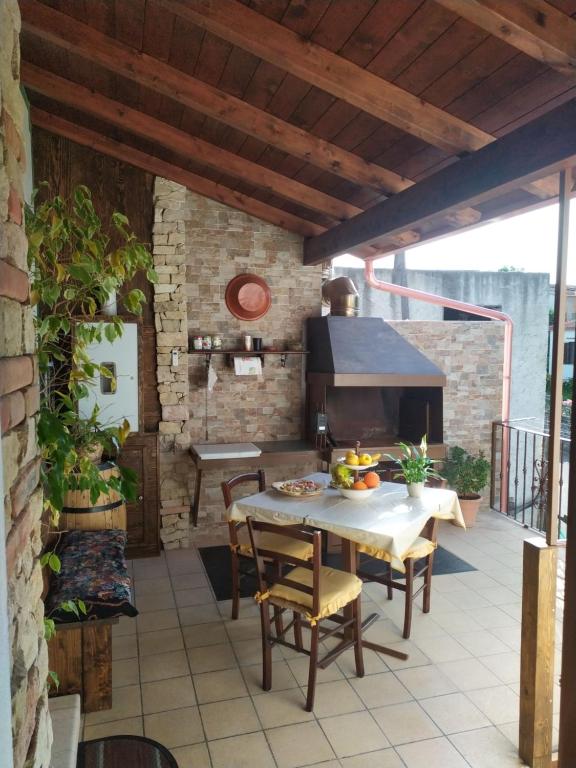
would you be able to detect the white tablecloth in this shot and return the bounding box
[228,473,465,571]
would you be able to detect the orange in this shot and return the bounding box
[352,480,368,490]
[364,471,380,488]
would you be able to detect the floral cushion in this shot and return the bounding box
[46,529,138,623]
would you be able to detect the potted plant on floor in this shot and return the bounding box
[385,435,443,498]
[443,446,491,526]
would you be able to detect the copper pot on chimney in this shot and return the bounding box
[321,276,359,317]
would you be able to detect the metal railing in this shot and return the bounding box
[491,419,569,539]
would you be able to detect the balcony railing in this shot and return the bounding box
[491,419,569,539]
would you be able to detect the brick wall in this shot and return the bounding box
[389,321,504,458]
[1,2,51,766]
[153,180,322,539]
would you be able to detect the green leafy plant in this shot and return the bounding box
[442,446,491,498]
[26,184,157,643]
[385,435,442,485]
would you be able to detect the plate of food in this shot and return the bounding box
[272,479,325,497]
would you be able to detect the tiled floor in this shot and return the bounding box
[87,509,564,768]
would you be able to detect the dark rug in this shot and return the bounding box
[199,544,476,602]
[77,736,177,768]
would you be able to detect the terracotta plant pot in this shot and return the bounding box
[457,494,482,527]
[407,482,424,498]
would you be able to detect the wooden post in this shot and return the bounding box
[82,623,113,712]
[519,538,557,768]
[546,170,571,545]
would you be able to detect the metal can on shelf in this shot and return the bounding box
[212,335,222,349]
[202,335,212,350]
[193,335,203,350]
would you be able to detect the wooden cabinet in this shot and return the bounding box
[118,433,160,559]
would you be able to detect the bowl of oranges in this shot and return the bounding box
[335,470,381,500]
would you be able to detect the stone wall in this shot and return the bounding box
[152,180,322,538]
[389,321,504,459]
[1,2,51,766]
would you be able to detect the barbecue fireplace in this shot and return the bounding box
[305,316,447,463]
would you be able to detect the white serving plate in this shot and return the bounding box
[272,480,325,498]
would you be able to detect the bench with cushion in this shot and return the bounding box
[46,529,137,712]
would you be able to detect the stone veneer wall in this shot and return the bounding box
[1,2,51,766]
[152,179,322,540]
[389,321,504,458]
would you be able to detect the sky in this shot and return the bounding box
[334,200,576,284]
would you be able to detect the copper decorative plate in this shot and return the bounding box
[225,273,272,321]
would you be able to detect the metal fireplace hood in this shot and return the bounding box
[306,316,446,387]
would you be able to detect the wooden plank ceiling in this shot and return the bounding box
[19,0,576,264]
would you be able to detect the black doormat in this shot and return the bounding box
[199,544,476,602]
[77,735,177,768]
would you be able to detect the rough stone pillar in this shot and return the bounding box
[1,0,52,765]
[152,178,191,548]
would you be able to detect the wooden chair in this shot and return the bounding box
[247,517,364,712]
[356,517,439,639]
[221,471,314,620]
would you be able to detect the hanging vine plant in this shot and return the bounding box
[26,184,157,641]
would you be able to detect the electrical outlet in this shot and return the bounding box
[171,349,179,367]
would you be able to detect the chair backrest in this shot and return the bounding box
[221,471,266,509]
[246,517,321,617]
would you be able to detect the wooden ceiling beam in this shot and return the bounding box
[19,0,410,196]
[435,0,576,77]
[22,62,360,223]
[30,108,324,237]
[154,0,495,155]
[303,97,576,264]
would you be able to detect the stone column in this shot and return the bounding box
[1,0,52,765]
[152,179,191,548]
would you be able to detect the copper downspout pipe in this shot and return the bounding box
[364,259,513,512]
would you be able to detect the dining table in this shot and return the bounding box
[228,472,465,664]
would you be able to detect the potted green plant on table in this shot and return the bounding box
[27,184,157,644]
[385,435,442,498]
[442,446,491,526]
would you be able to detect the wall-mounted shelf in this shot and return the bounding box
[188,349,308,368]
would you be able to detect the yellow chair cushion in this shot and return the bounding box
[237,531,313,561]
[266,565,362,624]
[356,536,436,563]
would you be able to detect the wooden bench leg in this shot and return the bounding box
[82,623,113,712]
[48,626,82,697]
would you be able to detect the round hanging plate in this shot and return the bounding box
[225,273,272,321]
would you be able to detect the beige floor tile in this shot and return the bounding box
[136,591,176,613]
[479,652,520,684]
[136,608,180,634]
[144,706,204,749]
[319,710,390,758]
[438,658,501,691]
[138,627,184,657]
[112,657,139,688]
[309,680,365,719]
[467,606,519,630]
[371,701,441,746]
[142,675,196,714]
[232,637,283,667]
[167,554,204,576]
[376,641,430,670]
[242,660,299,695]
[112,634,138,660]
[84,685,142,725]
[112,616,137,637]
[363,619,407,645]
[413,634,471,664]
[179,603,222,626]
[288,655,344,685]
[395,665,457,699]
[139,649,190,683]
[266,721,335,768]
[208,731,276,768]
[171,742,211,768]
[466,685,520,725]
[476,586,521,606]
[338,647,390,678]
[432,611,484,634]
[252,688,313,728]
[490,625,521,652]
[194,667,248,703]
[420,692,490,734]
[349,671,412,708]
[449,726,525,767]
[224,616,263,643]
[84,716,143,740]
[187,642,237,674]
[396,736,470,767]
[174,587,214,608]
[135,576,173,595]
[442,588,492,611]
[451,629,510,657]
[497,721,519,748]
[340,748,404,768]
[183,621,229,648]
[218,597,261,619]
[133,561,169,580]
[200,696,260,740]
[173,572,210,590]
